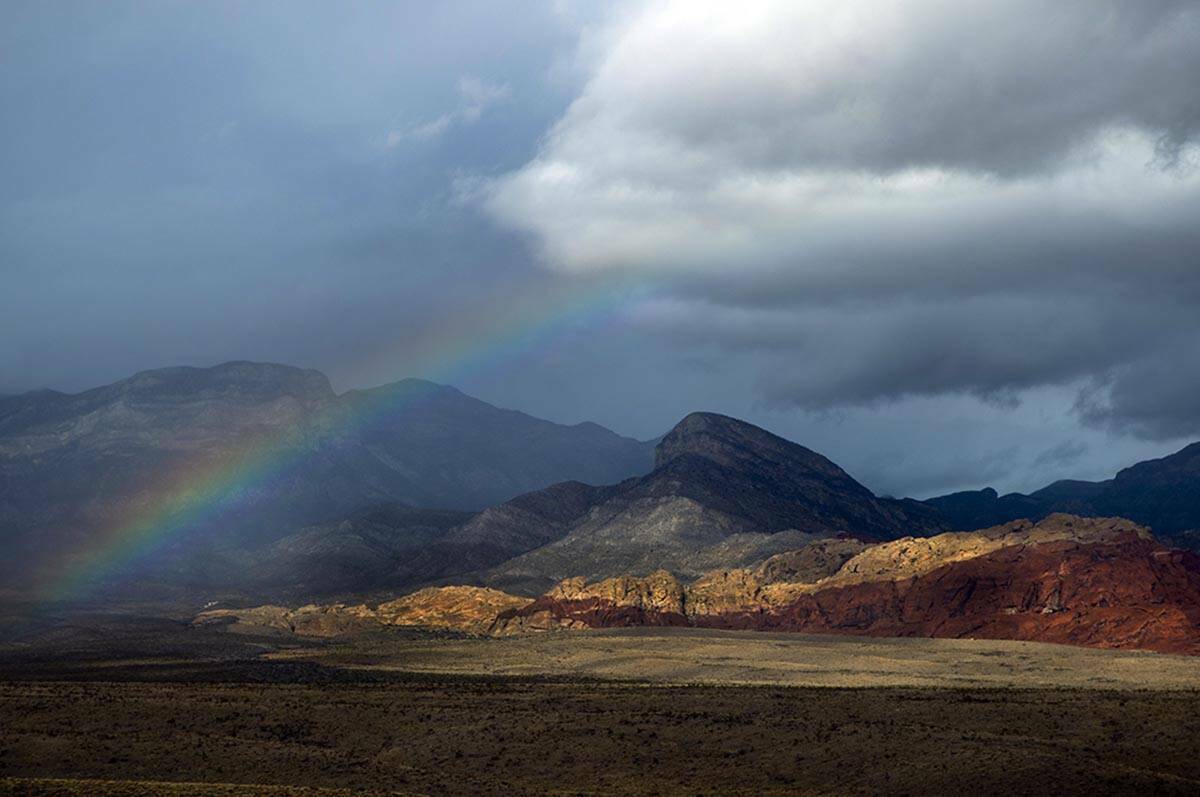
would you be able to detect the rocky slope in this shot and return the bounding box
[239,481,613,600]
[489,515,1200,654]
[923,442,1200,549]
[207,514,1200,654]
[484,413,943,593]
[0,362,653,592]
[731,534,1200,654]
[206,412,933,600]
[196,585,531,637]
[237,504,474,598]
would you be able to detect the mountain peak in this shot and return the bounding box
[655,412,840,477]
[120,361,335,401]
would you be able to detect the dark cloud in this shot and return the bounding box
[608,1,1200,177]
[0,1,586,393]
[1076,341,1200,440]
[1033,440,1089,470]
[2,1,1198,502]
[487,0,1200,443]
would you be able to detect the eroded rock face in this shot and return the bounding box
[688,540,868,616]
[755,539,870,584]
[491,570,690,636]
[706,535,1200,655]
[194,602,378,637]
[490,516,1200,654]
[195,585,531,637]
[368,586,533,634]
[485,412,945,594]
[548,570,686,613]
[774,514,1150,598]
[199,515,1200,655]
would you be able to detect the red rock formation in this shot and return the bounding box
[726,533,1200,654]
[493,531,1200,654]
[492,570,691,634]
[205,516,1200,655]
[494,596,690,634]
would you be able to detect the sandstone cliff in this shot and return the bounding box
[195,585,531,637]
[490,516,1200,654]
[199,515,1200,655]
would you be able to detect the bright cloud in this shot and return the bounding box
[387,75,511,145]
[484,0,1200,439]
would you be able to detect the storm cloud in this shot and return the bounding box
[3,1,1199,499]
[486,0,1200,439]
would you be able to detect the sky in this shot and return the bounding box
[3,0,1199,499]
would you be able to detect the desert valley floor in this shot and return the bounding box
[2,620,1200,796]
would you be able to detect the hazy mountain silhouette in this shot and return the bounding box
[924,442,1200,548]
[0,361,654,591]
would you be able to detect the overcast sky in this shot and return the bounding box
[3,1,1199,498]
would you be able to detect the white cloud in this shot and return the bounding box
[386,75,511,146]
[481,0,1200,438]
[486,0,1200,273]
[456,75,511,122]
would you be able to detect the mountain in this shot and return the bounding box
[1093,443,1200,544]
[235,504,474,599]
[480,412,944,593]
[197,585,532,637]
[0,361,654,590]
[489,515,1200,654]
[191,411,944,601]
[240,481,613,600]
[923,442,1200,548]
[208,515,1200,655]
[331,378,656,509]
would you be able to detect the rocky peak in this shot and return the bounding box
[118,361,336,402]
[547,569,686,614]
[1114,440,1200,483]
[655,412,860,485]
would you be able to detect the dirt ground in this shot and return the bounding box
[2,621,1200,795]
[2,673,1200,795]
[292,626,1200,689]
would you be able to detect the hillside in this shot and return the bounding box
[202,413,942,600]
[208,515,1200,655]
[0,362,654,593]
[923,442,1200,548]
[482,412,943,593]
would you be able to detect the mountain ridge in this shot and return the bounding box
[479,412,946,594]
[0,361,656,593]
[7,360,1200,609]
[926,440,1200,547]
[202,514,1200,656]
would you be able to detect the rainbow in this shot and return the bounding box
[42,272,653,602]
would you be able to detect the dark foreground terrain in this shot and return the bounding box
[2,619,1200,795]
[3,671,1200,795]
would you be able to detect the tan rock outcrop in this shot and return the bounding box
[688,539,867,615]
[195,585,531,637]
[547,569,686,614]
[782,513,1147,594]
[199,516,1200,655]
[367,586,532,634]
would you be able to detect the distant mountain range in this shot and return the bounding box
[205,514,1200,656]
[260,410,1199,601]
[925,442,1200,548]
[0,361,653,590]
[481,412,943,594]
[487,514,1200,655]
[3,360,1199,610]
[171,411,947,600]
